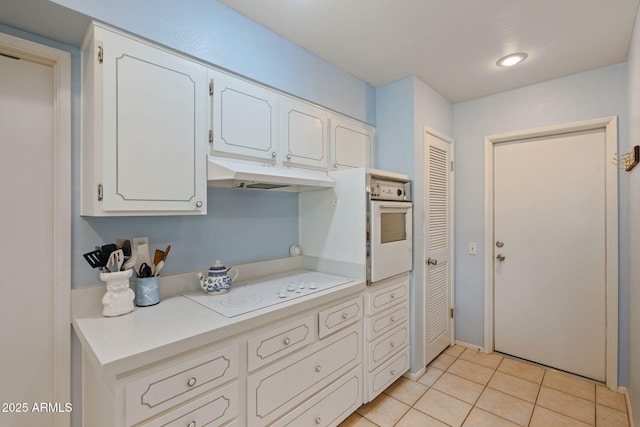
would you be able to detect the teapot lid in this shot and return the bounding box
[209,260,226,271]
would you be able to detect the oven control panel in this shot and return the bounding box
[370,177,411,201]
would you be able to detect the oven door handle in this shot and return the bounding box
[378,205,411,210]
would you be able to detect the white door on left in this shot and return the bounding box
[0,45,69,426]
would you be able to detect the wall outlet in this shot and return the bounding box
[133,236,149,248]
[468,242,478,255]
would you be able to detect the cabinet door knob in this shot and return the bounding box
[315,365,322,372]
[195,201,203,208]
[333,162,338,169]
[187,377,197,387]
[284,337,291,345]
[272,151,277,158]
[287,153,292,160]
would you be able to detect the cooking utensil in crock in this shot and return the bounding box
[106,249,124,273]
[153,249,165,266]
[83,249,104,269]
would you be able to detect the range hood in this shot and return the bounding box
[207,156,335,191]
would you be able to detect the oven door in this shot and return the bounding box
[369,200,413,283]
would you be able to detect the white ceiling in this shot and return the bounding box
[218,0,639,103]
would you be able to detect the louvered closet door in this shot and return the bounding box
[425,130,454,363]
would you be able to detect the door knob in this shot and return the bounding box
[496,240,504,248]
[496,254,506,262]
[427,258,438,265]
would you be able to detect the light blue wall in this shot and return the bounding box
[375,76,454,176]
[376,77,415,175]
[453,63,629,385]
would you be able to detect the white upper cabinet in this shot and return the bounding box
[209,69,280,162]
[331,116,374,170]
[81,23,209,215]
[281,97,329,170]
[209,69,372,171]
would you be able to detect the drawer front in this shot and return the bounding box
[126,345,239,426]
[368,325,409,370]
[247,326,362,427]
[368,300,409,341]
[318,297,363,339]
[248,315,315,371]
[367,277,409,316]
[367,348,409,402]
[140,381,239,427]
[273,367,362,427]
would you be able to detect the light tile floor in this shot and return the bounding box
[341,345,630,427]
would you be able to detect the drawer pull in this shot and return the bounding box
[284,337,291,345]
[315,365,322,373]
[186,377,197,387]
[390,293,396,299]
[315,416,322,424]
[342,312,348,320]
[391,369,396,376]
[390,341,396,348]
[187,421,196,427]
[390,316,396,322]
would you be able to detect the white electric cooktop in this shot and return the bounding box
[183,270,354,317]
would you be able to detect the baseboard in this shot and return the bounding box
[455,340,484,352]
[405,367,426,382]
[619,387,635,427]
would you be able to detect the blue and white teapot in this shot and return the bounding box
[198,260,238,294]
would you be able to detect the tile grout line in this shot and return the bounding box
[350,345,630,427]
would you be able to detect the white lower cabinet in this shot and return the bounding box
[272,367,362,427]
[125,345,239,425]
[247,325,362,427]
[364,274,411,402]
[247,315,315,372]
[81,293,367,427]
[369,348,411,399]
[139,382,239,427]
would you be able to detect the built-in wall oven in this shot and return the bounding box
[368,174,413,284]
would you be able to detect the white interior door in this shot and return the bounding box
[0,38,70,426]
[493,128,607,381]
[425,130,454,363]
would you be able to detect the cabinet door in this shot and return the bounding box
[331,116,374,170]
[210,69,280,162]
[98,27,208,213]
[281,97,329,169]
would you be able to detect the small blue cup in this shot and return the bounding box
[135,277,160,307]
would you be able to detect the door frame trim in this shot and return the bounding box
[0,32,72,423]
[483,117,618,390]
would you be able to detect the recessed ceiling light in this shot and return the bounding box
[496,52,528,67]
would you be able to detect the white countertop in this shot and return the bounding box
[72,258,365,378]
